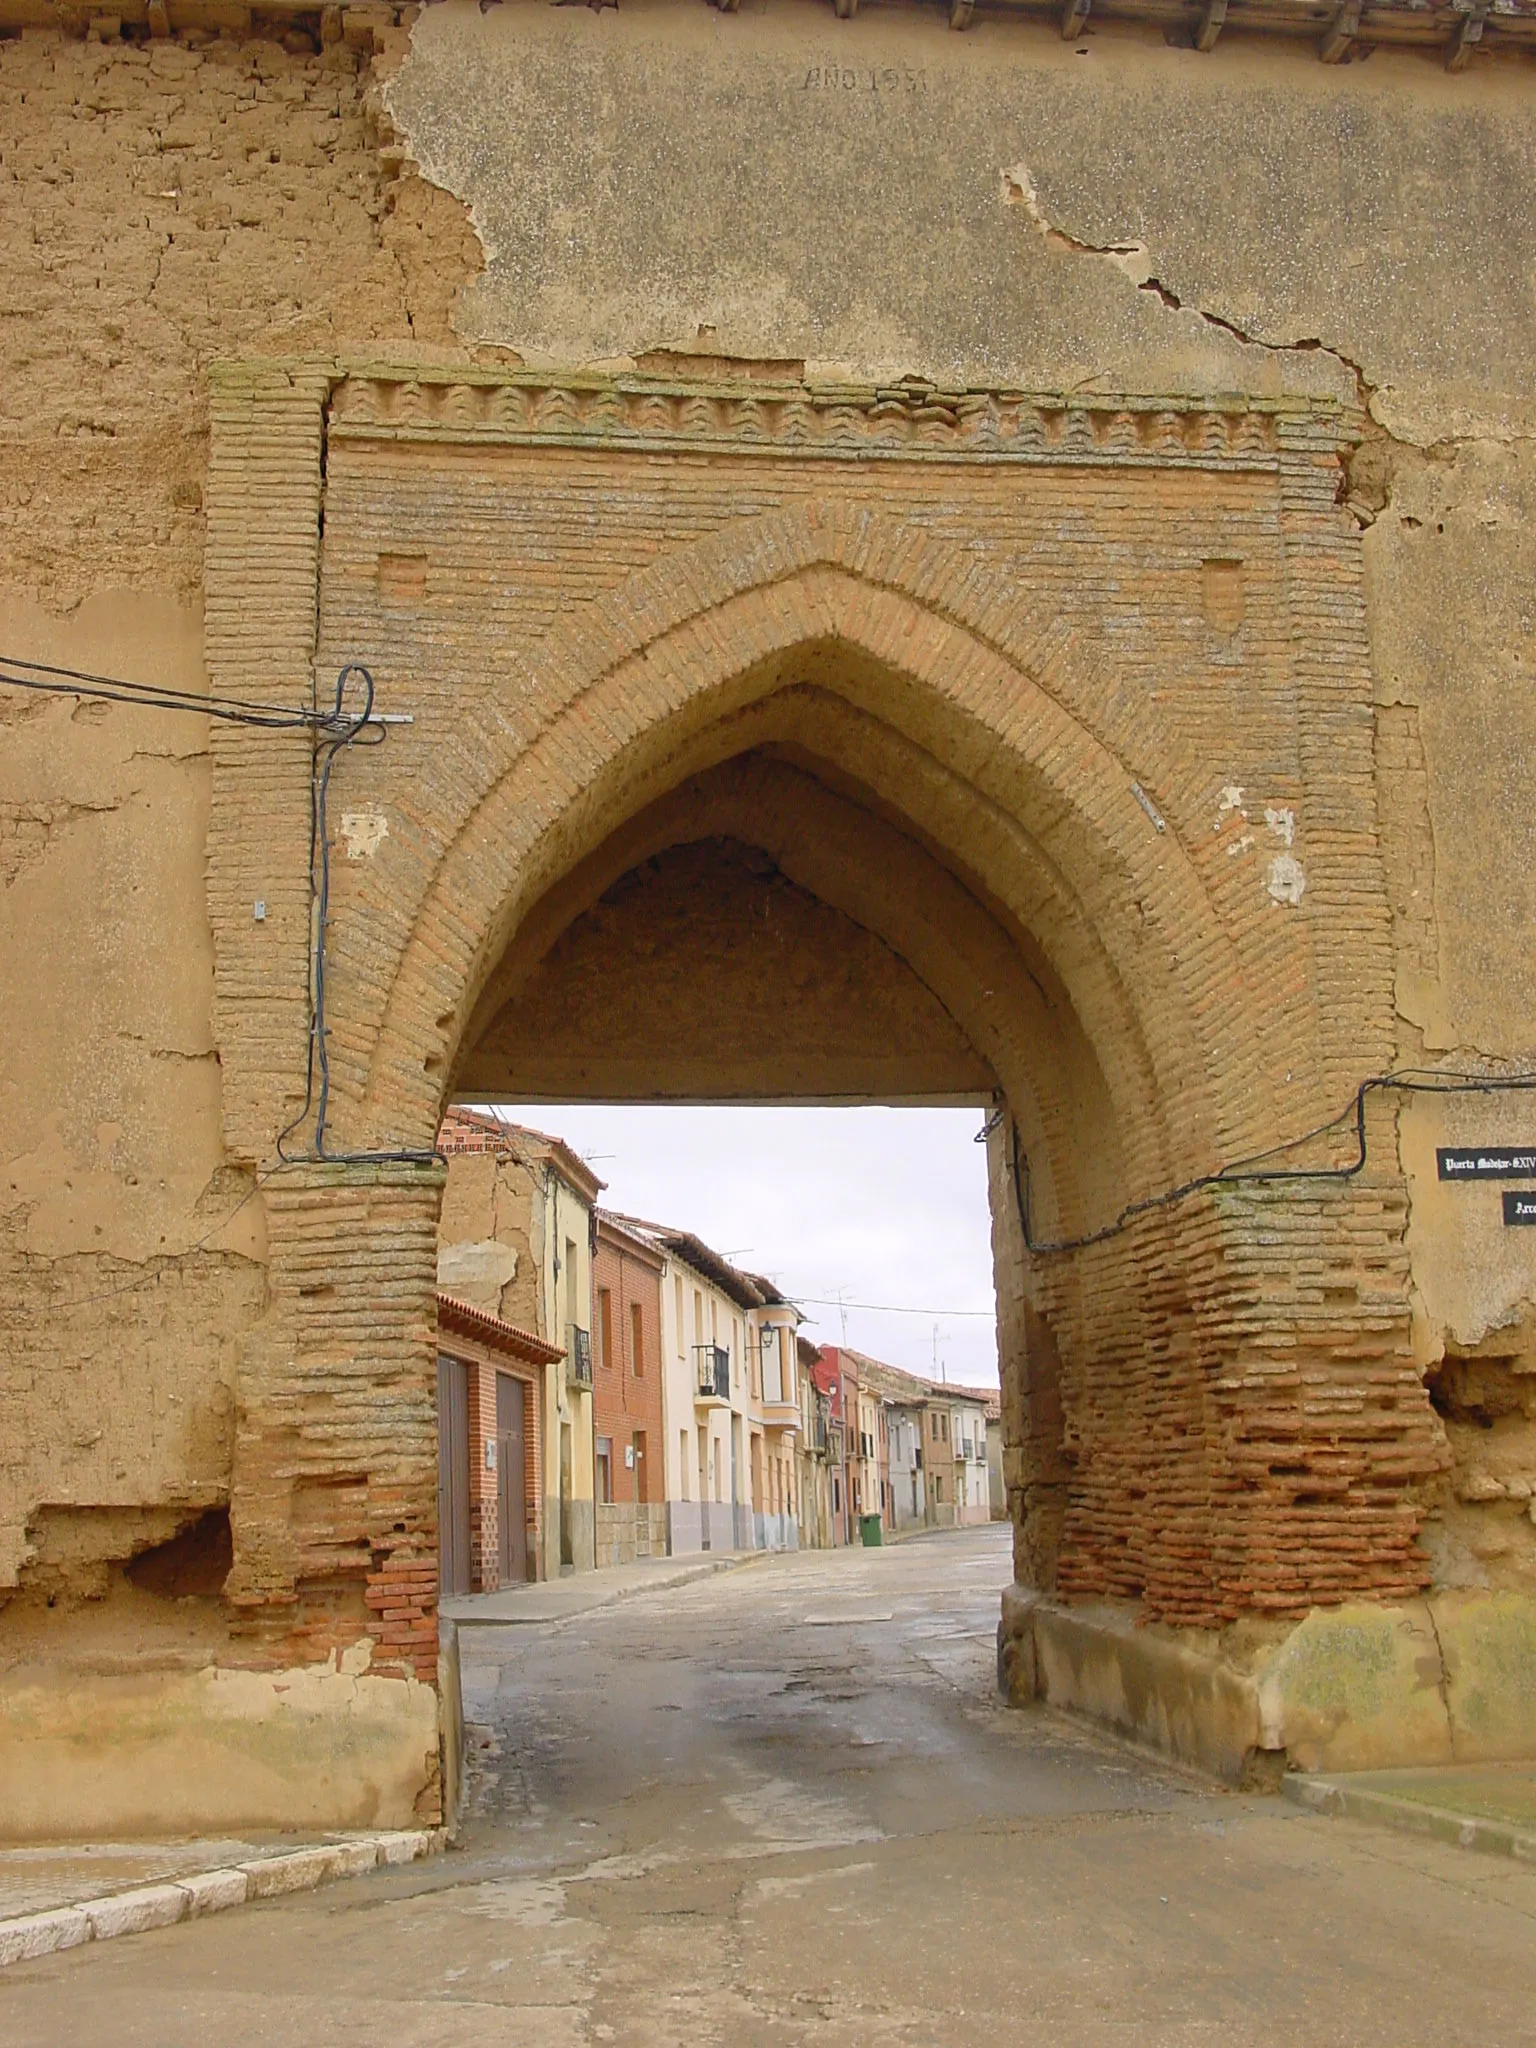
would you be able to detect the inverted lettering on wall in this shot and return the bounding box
[803,63,927,92]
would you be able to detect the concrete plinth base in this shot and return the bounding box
[0,1654,441,1844]
[998,1585,1536,1785]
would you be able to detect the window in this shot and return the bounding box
[941,1412,949,1442]
[675,1275,685,1357]
[679,1429,690,1499]
[761,1324,782,1404]
[597,1287,613,1371]
[694,1288,704,1352]
[631,1299,644,1376]
[596,1436,613,1505]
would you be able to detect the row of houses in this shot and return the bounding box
[811,1347,1001,1548]
[433,1109,1002,1593]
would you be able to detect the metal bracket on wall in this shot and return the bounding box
[1319,0,1362,62]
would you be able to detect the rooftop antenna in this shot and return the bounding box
[837,1287,849,1347]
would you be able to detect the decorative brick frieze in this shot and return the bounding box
[327,363,1341,472]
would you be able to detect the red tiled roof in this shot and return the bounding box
[436,1292,564,1365]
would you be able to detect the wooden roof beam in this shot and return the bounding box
[1194,0,1227,49]
[1447,0,1490,68]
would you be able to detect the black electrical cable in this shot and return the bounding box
[2,646,438,1172]
[0,648,359,731]
[17,648,1534,1201]
[275,664,442,1171]
[996,1065,1536,1258]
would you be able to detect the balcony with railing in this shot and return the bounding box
[694,1343,730,1406]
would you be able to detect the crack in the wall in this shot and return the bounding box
[999,163,1153,284]
[0,798,119,890]
[1422,1600,1459,1760]
[1000,158,1376,413]
[1135,274,1373,407]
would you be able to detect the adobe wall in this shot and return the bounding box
[0,12,476,1828]
[1,0,1534,1822]
[436,1140,542,1333]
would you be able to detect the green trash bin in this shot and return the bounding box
[860,1512,884,1547]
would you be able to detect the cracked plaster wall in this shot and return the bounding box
[3,0,1535,1623]
[0,588,265,1606]
[0,13,474,1621]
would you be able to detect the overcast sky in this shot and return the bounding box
[488,1105,1000,1388]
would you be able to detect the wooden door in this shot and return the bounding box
[436,1353,471,1598]
[496,1372,528,1586]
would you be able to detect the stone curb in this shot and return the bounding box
[0,1827,445,1970]
[1282,1774,1536,1863]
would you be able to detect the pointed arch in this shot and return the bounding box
[350,503,1297,1219]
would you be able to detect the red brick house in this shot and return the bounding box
[592,1212,667,1563]
[436,1294,563,1595]
[810,1347,851,1547]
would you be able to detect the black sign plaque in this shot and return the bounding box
[1437,1147,1536,1181]
[1504,1192,1536,1227]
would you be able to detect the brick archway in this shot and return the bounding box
[205,365,1444,1713]
[360,505,1252,1186]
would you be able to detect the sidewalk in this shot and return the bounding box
[441,1547,766,1627]
[1284,1763,1536,1862]
[0,1828,439,1968]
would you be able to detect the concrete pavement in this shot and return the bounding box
[3,1524,1534,2043]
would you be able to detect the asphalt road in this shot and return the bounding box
[4,1524,1535,2044]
